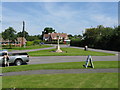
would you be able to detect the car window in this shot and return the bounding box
[12,53,28,55]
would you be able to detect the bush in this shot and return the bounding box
[2,45,16,49]
[33,40,42,45]
[26,41,34,46]
[44,41,64,44]
[70,39,81,47]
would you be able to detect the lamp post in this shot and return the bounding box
[56,35,62,52]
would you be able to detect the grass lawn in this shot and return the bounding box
[2,73,118,88]
[2,45,52,51]
[28,47,115,56]
[2,61,119,73]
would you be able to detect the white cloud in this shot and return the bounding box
[2,7,40,35]
[2,2,118,35]
[91,14,118,26]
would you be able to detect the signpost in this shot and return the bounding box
[83,55,94,68]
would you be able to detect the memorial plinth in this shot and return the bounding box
[56,45,62,52]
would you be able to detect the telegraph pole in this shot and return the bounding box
[23,21,25,33]
[22,21,26,48]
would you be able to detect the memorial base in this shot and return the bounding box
[56,45,62,52]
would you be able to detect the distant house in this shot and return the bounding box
[0,37,27,47]
[43,33,69,42]
[17,37,27,47]
[43,34,50,41]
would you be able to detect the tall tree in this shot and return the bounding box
[43,27,55,34]
[82,25,117,50]
[68,34,73,39]
[17,31,29,40]
[27,34,42,41]
[2,27,16,48]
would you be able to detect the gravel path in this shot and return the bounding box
[2,68,118,76]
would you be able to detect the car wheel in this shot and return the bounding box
[15,60,22,66]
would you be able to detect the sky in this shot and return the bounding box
[1,1,118,35]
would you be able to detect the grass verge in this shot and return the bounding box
[2,73,118,88]
[28,47,115,56]
[2,61,119,73]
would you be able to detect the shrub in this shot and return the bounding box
[44,41,64,44]
[70,39,81,47]
[33,40,42,45]
[26,41,34,46]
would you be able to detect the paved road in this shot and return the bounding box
[2,68,118,76]
[48,44,119,54]
[2,45,119,76]
[10,44,119,54]
[9,46,55,53]
[29,56,118,65]
[9,45,119,65]
[0,55,118,76]
[70,46,119,54]
[9,45,69,53]
[8,44,119,65]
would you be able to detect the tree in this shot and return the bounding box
[81,25,119,50]
[43,27,55,34]
[68,34,73,39]
[33,40,42,45]
[2,27,17,48]
[97,25,104,29]
[68,34,82,40]
[108,25,120,51]
[67,25,120,51]
[27,35,42,41]
[17,31,29,40]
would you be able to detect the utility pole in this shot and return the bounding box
[23,21,25,33]
[0,33,2,50]
[22,21,26,48]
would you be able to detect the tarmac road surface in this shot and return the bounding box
[28,55,118,65]
[9,44,119,65]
